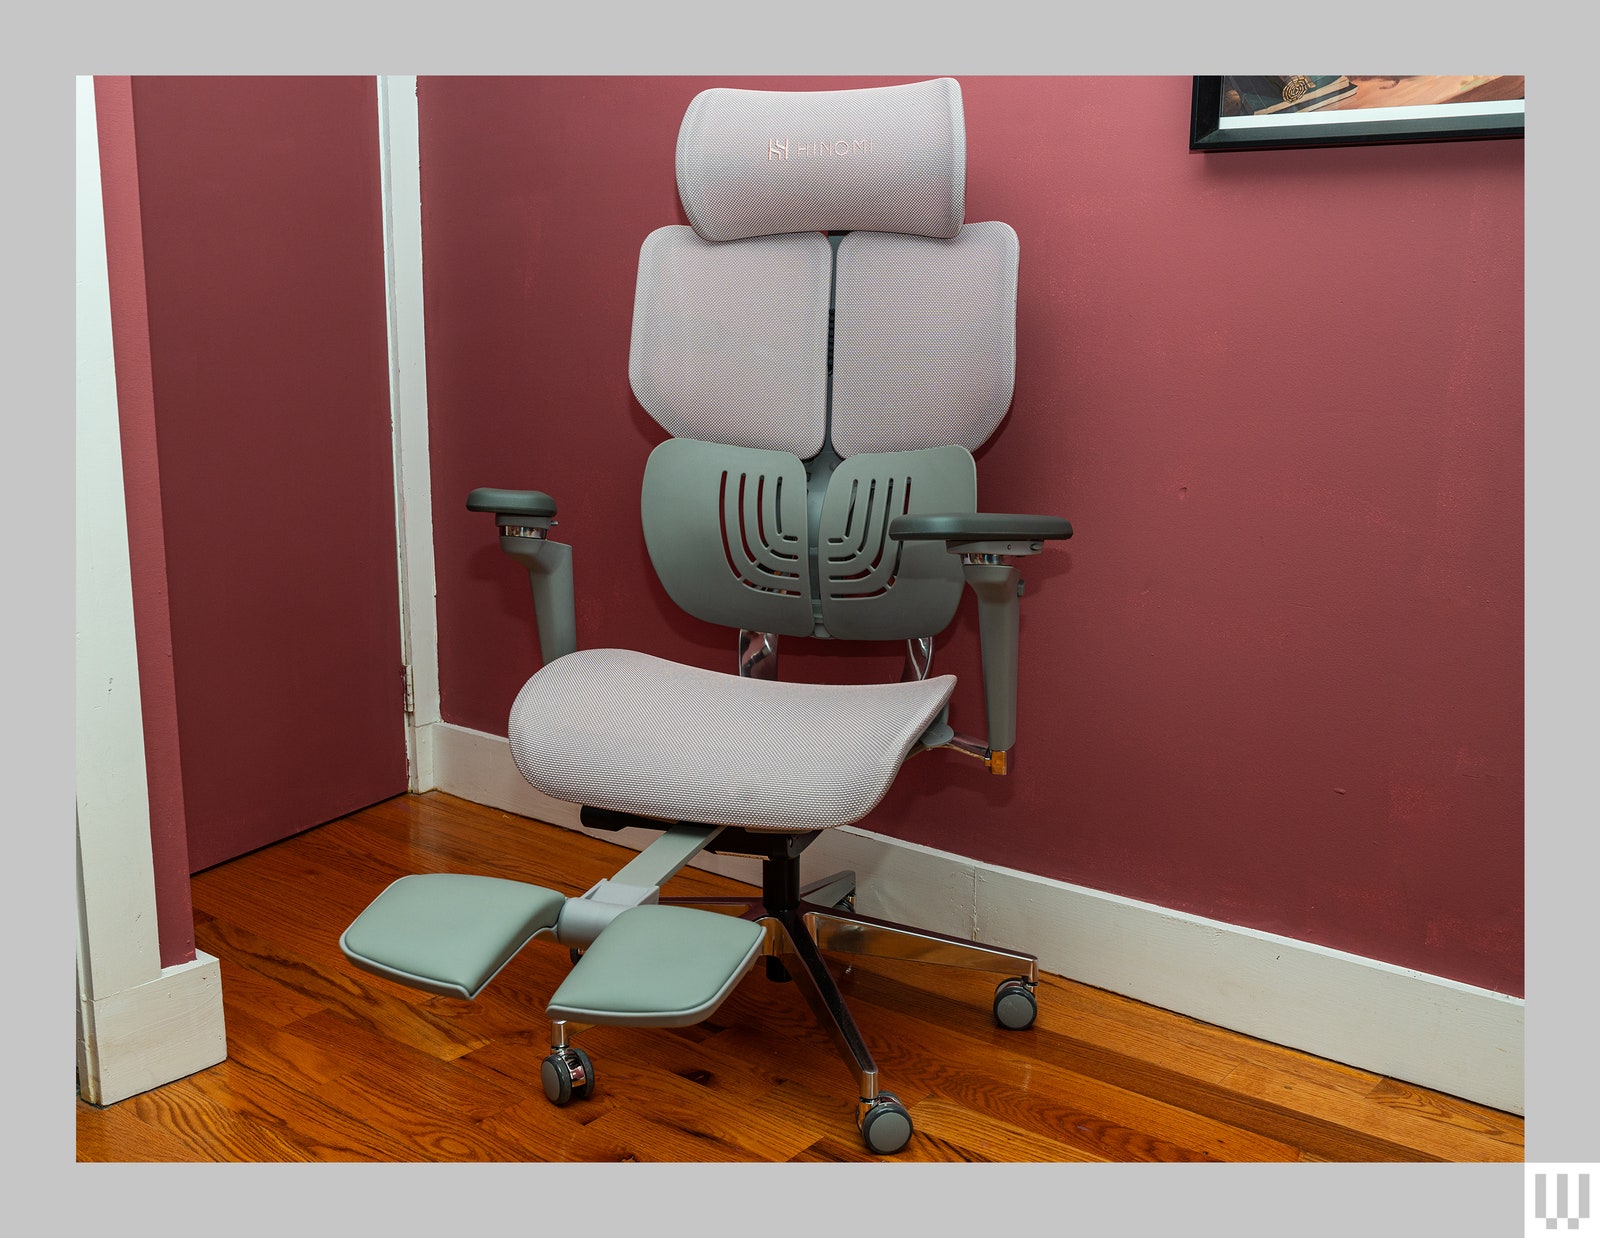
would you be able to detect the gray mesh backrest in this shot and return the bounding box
[677,78,965,243]
[830,223,1018,458]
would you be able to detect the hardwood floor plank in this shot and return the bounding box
[835,1008,1295,1161]
[198,916,488,1062]
[211,1005,364,1092]
[165,1059,402,1161]
[1217,1062,1521,1162]
[76,1093,213,1163]
[78,793,1523,1165]
[832,961,1447,1161]
[1364,1077,1524,1151]
[901,1096,1112,1162]
[207,952,331,1031]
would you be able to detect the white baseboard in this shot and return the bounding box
[76,950,227,1107]
[428,720,1524,1115]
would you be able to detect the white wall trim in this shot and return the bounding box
[75,75,227,1106]
[431,719,1524,1115]
[378,74,441,793]
[77,951,227,1107]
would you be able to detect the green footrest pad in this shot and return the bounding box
[341,873,566,1000]
[547,905,766,1028]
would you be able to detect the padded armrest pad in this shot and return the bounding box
[890,512,1073,542]
[466,487,558,519]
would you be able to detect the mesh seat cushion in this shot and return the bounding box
[507,649,955,832]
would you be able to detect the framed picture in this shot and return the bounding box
[1190,76,1525,152]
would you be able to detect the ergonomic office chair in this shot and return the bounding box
[342,77,1071,1156]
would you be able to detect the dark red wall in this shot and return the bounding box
[121,77,408,874]
[421,76,1524,996]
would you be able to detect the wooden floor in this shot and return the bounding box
[76,792,1523,1163]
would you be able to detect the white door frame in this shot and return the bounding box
[74,75,226,1106]
[74,74,440,1106]
[378,75,443,791]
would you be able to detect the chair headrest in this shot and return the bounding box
[676,78,966,242]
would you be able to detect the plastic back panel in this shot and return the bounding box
[642,438,816,636]
[817,445,974,639]
[643,438,975,640]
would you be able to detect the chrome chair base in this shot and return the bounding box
[662,867,1039,1110]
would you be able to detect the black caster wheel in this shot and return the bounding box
[541,1046,595,1106]
[859,1093,913,1155]
[994,978,1038,1030]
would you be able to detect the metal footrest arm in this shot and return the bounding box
[556,823,724,948]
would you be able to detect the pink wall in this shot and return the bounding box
[422,76,1524,997]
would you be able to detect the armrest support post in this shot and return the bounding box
[888,512,1071,775]
[499,532,577,664]
[960,557,1022,758]
[467,488,577,664]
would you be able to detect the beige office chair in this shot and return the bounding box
[342,77,1072,1155]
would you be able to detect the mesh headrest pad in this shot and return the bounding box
[676,78,966,242]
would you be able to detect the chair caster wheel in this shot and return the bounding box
[994,978,1037,1030]
[541,1046,595,1106]
[859,1093,913,1155]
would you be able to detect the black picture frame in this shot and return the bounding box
[1189,76,1525,152]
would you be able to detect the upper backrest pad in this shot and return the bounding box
[830,223,1018,458]
[677,78,966,242]
[630,227,833,459]
[629,222,1018,461]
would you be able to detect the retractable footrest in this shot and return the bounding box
[341,873,566,1000]
[547,905,765,1028]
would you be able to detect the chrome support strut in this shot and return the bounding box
[901,635,934,682]
[805,906,1039,983]
[761,910,881,1103]
[738,629,780,680]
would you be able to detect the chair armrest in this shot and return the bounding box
[890,512,1072,770]
[889,512,1072,554]
[466,486,559,523]
[467,488,576,663]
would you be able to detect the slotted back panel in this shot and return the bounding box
[817,446,975,639]
[641,438,816,636]
[642,438,977,640]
